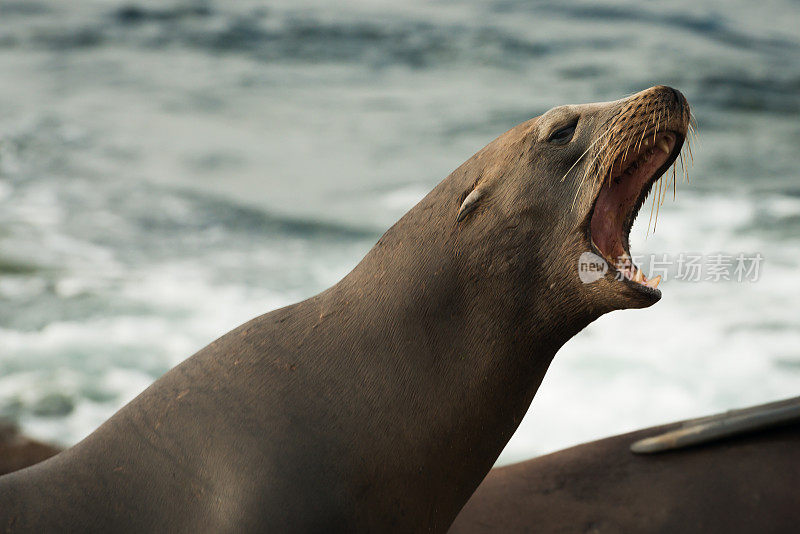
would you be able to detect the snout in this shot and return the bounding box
[629,86,691,127]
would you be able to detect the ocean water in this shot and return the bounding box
[0,0,798,464]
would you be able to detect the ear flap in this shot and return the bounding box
[456,188,484,222]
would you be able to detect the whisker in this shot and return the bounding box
[636,111,655,152]
[653,109,662,144]
[574,138,614,205]
[620,137,632,171]
[680,151,687,184]
[688,123,700,148]
[653,176,662,233]
[672,162,677,200]
[561,128,611,182]
[647,181,657,235]
[570,131,614,209]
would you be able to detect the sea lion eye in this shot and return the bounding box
[548,123,577,144]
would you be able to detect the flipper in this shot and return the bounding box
[631,395,800,454]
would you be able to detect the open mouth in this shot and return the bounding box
[588,131,684,295]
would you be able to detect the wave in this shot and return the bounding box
[541,3,797,54]
[690,74,800,114]
[0,4,581,68]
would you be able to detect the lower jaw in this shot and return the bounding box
[608,251,662,289]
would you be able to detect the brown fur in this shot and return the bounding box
[0,423,60,477]
[0,87,689,532]
[451,420,800,533]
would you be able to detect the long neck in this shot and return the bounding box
[0,170,596,533]
[300,174,595,528]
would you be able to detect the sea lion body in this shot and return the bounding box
[450,420,800,533]
[0,86,690,532]
[0,423,59,478]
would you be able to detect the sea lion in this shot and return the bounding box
[0,86,690,532]
[0,422,60,477]
[450,414,800,533]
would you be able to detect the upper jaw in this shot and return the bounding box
[586,130,685,299]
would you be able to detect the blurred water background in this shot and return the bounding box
[0,0,798,464]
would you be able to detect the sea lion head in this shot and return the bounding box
[454,85,692,318]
